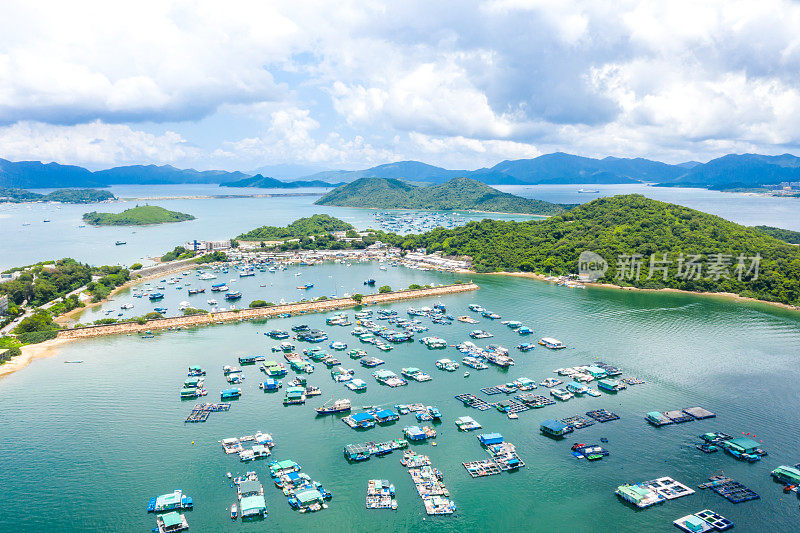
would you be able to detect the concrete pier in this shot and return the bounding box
[57,283,478,339]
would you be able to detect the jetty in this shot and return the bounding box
[57,283,479,339]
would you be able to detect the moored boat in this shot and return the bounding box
[315,398,352,414]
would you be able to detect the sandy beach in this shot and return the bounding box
[0,337,73,380]
[490,271,800,312]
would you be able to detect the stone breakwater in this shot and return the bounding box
[57,283,479,339]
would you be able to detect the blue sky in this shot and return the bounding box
[2,0,800,174]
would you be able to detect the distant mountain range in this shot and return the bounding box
[314,177,569,215]
[2,152,800,190]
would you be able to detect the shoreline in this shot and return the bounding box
[4,283,479,378]
[56,261,202,326]
[0,337,73,379]
[488,271,800,312]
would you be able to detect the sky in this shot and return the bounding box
[2,0,800,174]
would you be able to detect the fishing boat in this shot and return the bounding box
[539,337,566,349]
[115,240,126,245]
[363,279,376,286]
[210,283,229,292]
[188,288,205,295]
[207,299,218,305]
[550,388,573,401]
[297,283,314,290]
[149,292,165,300]
[329,341,347,351]
[225,291,242,300]
[230,504,237,519]
[316,398,352,414]
[198,272,217,280]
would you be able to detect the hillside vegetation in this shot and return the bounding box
[399,194,800,305]
[82,205,195,225]
[753,225,800,244]
[237,214,354,241]
[315,177,569,215]
[0,188,114,203]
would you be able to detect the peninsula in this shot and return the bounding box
[82,205,196,226]
[314,177,569,215]
[0,187,114,204]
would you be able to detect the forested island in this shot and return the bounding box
[237,214,354,241]
[314,177,569,215]
[0,188,115,203]
[220,173,340,188]
[82,205,195,226]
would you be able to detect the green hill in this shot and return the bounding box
[0,188,114,203]
[314,177,569,215]
[83,205,195,226]
[237,214,354,241]
[398,194,800,305]
[753,225,800,244]
[220,174,340,188]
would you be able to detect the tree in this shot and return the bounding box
[408,284,422,290]
[378,285,391,294]
[249,300,269,308]
[130,263,143,270]
[13,310,58,334]
[352,293,363,303]
[230,239,240,249]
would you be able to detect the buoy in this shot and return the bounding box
[191,441,194,444]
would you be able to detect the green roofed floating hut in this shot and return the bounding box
[156,511,188,533]
[239,494,267,518]
[771,465,800,485]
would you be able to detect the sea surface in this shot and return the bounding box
[2,185,800,532]
[2,183,798,271]
[1,264,800,532]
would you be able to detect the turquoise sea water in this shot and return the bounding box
[1,268,799,532]
[1,183,798,270]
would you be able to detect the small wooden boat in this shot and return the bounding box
[231,504,237,519]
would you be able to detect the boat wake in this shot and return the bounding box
[588,303,701,317]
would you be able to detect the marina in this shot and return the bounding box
[3,258,800,531]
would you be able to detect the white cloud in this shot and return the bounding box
[4,1,800,168]
[0,121,198,168]
[0,0,298,124]
[214,107,399,167]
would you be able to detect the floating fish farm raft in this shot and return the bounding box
[616,476,695,508]
[561,415,595,430]
[344,439,408,462]
[515,394,555,408]
[586,409,620,423]
[462,459,502,478]
[646,407,716,426]
[674,509,733,532]
[455,393,493,411]
[185,402,230,422]
[699,474,760,503]
[366,479,397,510]
[401,451,456,515]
